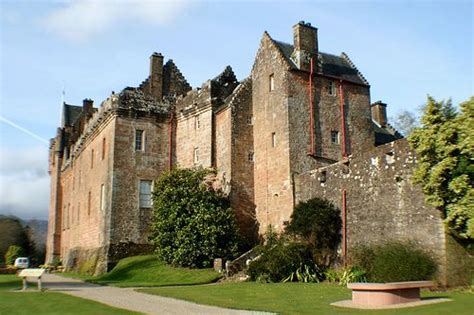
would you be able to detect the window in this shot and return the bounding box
[87,191,91,216]
[139,180,152,208]
[102,138,106,160]
[194,115,200,129]
[135,129,144,151]
[269,74,275,91]
[100,184,105,211]
[248,151,254,162]
[246,116,253,125]
[331,131,340,144]
[271,132,277,147]
[91,149,94,169]
[193,147,200,163]
[328,81,337,96]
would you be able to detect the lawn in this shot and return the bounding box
[73,255,222,287]
[0,275,139,315]
[141,282,474,315]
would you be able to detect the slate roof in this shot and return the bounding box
[272,39,369,86]
[373,122,404,146]
[62,103,83,126]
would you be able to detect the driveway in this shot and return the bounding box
[36,273,271,315]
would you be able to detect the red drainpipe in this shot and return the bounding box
[168,110,174,170]
[342,189,347,262]
[308,57,315,156]
[338,80,347,158]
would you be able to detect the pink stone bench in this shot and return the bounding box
[347,281,434,307]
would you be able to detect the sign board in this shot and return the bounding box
[18,268,45,278]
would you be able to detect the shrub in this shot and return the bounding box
[247,241,314,282]
[285,197,341,266]
[324,266,367,286]
[149,168,240,268]
[350,241,437,282]
[5,245,25,266]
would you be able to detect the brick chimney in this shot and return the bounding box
[371,101,388,127]
[83,98,94,115]
[149,52,164,100]
[292,21,318,71]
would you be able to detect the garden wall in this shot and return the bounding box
[294,139,472,286]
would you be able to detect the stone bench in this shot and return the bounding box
[347,281,434,307]
[18,268,46,291]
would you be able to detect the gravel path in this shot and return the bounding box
[36,273,271,315]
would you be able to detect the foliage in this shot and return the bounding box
[149,168,240,268]
[285,197,341,266]
[282,263,323,283]
[350,241,437,283]
[247,241,314,282]
[393,110,419,136]
[4,245,25,266]
[409,96,474,240]
[0,217,33,264]
[91,255,221,287]
[324,266,367,286]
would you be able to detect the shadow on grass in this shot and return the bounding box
[0,281,21,290]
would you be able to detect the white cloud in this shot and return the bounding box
[41,0,191,41]
[0,146,49,220]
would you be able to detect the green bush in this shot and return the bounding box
[247,241,314,282]
[324,266,367,286]
[149,168,240,268]
[285,197,341,266]
[350,241,437,282]
[5,245,25,266]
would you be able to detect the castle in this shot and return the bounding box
[46,22,470,285]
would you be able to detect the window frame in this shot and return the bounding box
[269,74,275,92]
[331,130,340,144]
[193,147,200,164]
[139,180,153,209]
[135,129,145,152]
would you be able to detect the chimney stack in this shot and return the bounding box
[83,98,94,114]
[371,101,388,127]
[149,52,164,100]
[292,21,318,71]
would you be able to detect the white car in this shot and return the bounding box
[14,257,29,269]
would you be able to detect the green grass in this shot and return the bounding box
[141,282,474,315]
[89,255,222,287]
[0,275,139,315]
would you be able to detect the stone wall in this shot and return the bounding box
[229,80,258,244]
[251,33,294,234]
[294,139,452,283]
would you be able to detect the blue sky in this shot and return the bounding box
[0,0,472,220]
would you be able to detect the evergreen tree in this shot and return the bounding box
[409,96,473,240]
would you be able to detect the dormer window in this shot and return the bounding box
[269,74,275,91]
[328,81,336,96]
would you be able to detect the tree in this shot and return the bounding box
[393,110,418,136]
[149,168,240,268]
[409,96,474,240]
[0,217,33,264]
[5,245,25,266]
[285,197,341,266]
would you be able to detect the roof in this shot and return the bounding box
[62,103,82,126]
[373,122,403,145]
[272,39,369,86]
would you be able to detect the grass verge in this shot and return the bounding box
[0,275,139,315]
[78,255,222,287]
[140,282,474,315]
